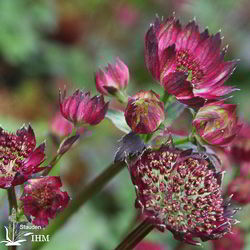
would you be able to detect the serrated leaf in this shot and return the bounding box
[115,132,145,163]
[106,109,131,134]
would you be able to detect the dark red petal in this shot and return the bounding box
[21,143,46,173]
[159,44,176,82]
[145,22,160,80]
[162,72,191,97]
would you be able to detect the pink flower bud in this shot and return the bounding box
[20,176,70,227]
[59,88,109,126]
[95,57,129,96]
[192,101,241,146]
[125,90,164,134]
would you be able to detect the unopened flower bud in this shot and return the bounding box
[193,101,241,146]
[59,88,109,126]
[125,90,164,134]
[95,57,129,100]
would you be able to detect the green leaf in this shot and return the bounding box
[164,100,186,126]
[106,109,131,134]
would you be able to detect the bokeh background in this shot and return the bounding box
[0,0,250,249]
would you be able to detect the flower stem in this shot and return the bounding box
[114,218,154,250]
[173,136,190,145]
[7,187,17,214]
[32,160,126,250]
[7,187,17,250]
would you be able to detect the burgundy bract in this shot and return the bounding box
[59,88,109,126]
[145,16,238,107]
[193,101,241,146]
[95,57,129,96]
[20,176,70,227]
[0,125,45,188]
[129,143,238,245]
[125,90,164,134]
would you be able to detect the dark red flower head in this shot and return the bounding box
[95,57,129,96]
[129,143,238,245]
[59,88,109,126]
[145,15,238,107]
[228,177,250,205]
[193,101,241,146]
[212,227,245,250]
[20,176,70,227]
[125,90,165,134]
[0,125,45,188]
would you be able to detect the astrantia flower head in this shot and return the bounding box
[59,88,109,126]
[0,125,45,189]
[192,101,241,146]
[129,142,238,245]
[145,15,238,107]
[20,176,70,227]
[125,90,164,134]
[95,57,129,96]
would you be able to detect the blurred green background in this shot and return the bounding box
[0,0,250,249]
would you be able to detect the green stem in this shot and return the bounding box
[32,160,126,250]
[114,218,154,250]
[43,127,78,176]
[7,187,17,250]
[173,137,190,145]
[7,187,17,214]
